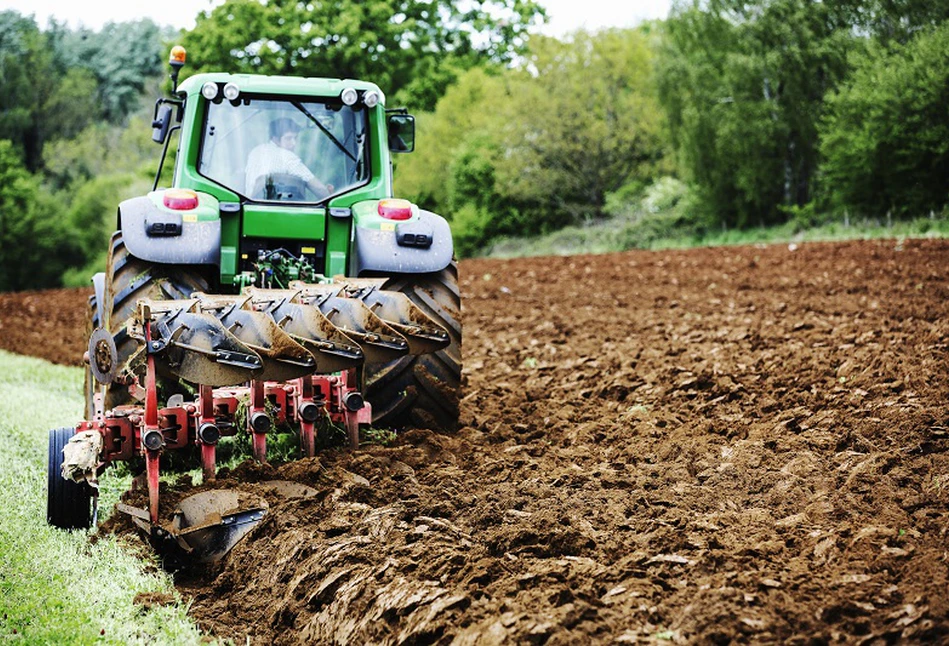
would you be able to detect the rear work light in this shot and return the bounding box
[378,198,413,221]
[164,189,199,211]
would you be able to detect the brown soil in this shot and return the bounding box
[0,287,89,366]
[6,239,949,644]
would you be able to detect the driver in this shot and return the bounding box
[245,118,334,200]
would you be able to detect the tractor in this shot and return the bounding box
[46,47,461,560]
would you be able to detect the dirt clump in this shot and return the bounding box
[5,239,949,644]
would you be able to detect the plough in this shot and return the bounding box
[53,278,448,560]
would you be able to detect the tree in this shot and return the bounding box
[395,67,511,211]
[0,141,81,291]
[0,13,165,172]
[819,22,949,218]
[180,0,546,110]
[657,0,949,230]
[657,0,855,229]
[0,12,61,171]
[47,19,169,123]
[396,28,667,253]
[497,29,667,225]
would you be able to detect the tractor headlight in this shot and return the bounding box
[340,87,358,106]
[201,82,219,100]
[363,90,380,108]
[222,82,240,101]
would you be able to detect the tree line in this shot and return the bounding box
[1,0,947,289]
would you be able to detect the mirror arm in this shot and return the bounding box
[153,124,181,192]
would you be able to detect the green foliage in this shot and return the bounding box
[43,120,157,190]
[819,22,949,218]
[486,199,949,259]
[0,141,83,291]
[60,173,154,288]
[361,426,398,446]
[33,67,100,145]
[47,19,169,123]
[0,11,61,170]
[640,176,689,215]
[451,203,494,257]
[836,0,949,46]
[498,29,668,224]
[657,0,949,232]
[613,177,714,250]
[398,28,667,255]
[657,0,855,229]
[0,13,165,173]
[181,0,546,111]
[395,68,508,209]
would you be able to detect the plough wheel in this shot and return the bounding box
[47,428,92,530]
[86,232,210,413]
[364,261,462,430]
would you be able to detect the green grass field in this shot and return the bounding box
[0,351,205,645]
[484,212,949,259]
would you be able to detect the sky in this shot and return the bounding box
[0,0,673,37]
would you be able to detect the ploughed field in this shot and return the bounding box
[4,239,949,644]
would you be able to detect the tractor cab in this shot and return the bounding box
[200,93,369,203]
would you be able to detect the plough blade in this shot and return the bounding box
[120,482,316,563]
[246,288,365,374]
[193,294,316,383]
[292,284,411,365]
[133,276,448,387]
[169,490,267,562]
[138,300,264,387]
[332,278,451,355]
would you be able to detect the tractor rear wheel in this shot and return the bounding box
[364,261,462,430]
[86,232,210,414]
[47,427,92,530]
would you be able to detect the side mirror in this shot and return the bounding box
[152,104,173,144]
[387,114,415,153]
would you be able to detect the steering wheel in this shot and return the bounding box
[260,173,307,201]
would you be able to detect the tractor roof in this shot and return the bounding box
[178,72,384,102]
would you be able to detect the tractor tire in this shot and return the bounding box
[364,261,462,430]
[86,232,210,414]
[47,427,92,530]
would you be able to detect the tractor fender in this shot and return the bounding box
[353,209,453,276]
[119,196,221,266]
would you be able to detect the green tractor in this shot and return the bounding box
[48,47,461,547]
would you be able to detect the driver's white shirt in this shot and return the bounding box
[244,141,315,196]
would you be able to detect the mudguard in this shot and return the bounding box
[352,209,452,276]
[119,195,221,266]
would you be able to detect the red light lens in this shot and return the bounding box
[163,189,199,211]
[378,198,413,220]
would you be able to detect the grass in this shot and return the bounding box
[0,350,206,645]
[483,212,949,259]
